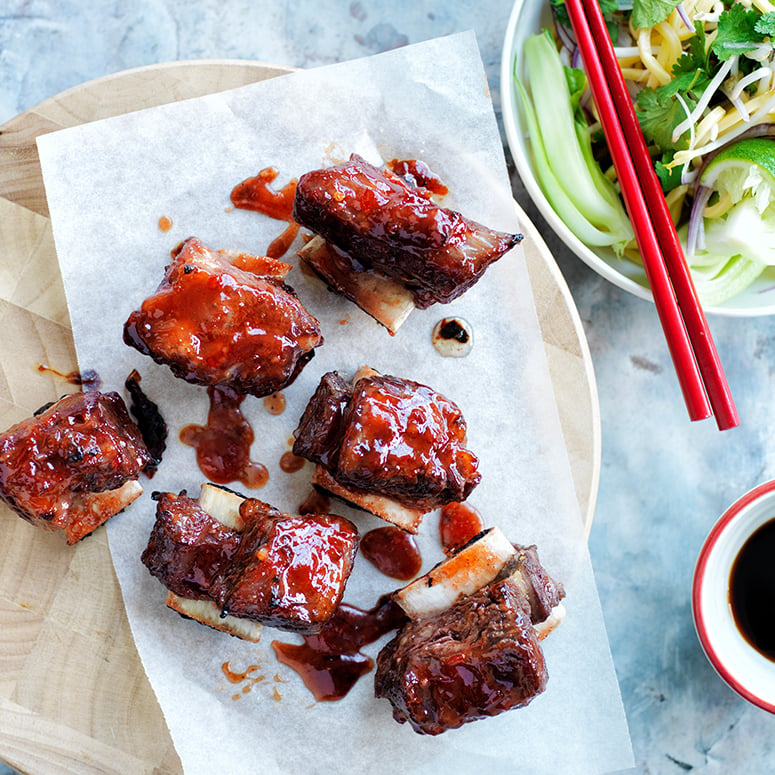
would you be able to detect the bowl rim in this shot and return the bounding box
[692,479,775,713]
[499,0,775,317]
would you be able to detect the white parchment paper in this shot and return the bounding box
[37,32,633,775]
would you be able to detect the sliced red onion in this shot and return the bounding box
[555,18,577,58]
[571,46,582,68]
[687,185,712,258]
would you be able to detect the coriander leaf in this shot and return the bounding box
[636,86,696,152]
[666,23,711,97]
[632,0,681,30]
[754,10,775,36]
[655,155,684,193]
[712,4,764,61]
[676,21,710,75]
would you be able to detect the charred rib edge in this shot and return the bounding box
[163,482,262,642]
[395,527,516,618]
[395,527,565,637]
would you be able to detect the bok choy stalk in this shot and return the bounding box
[515,30,633,254]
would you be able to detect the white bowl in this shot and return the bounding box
[500,0,775,316]
[692,480,775,712]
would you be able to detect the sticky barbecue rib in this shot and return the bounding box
[0,391,151,543]
[124,237,323,396]
[375,528,565,735]
[292,367,481,532]
[293,155,521,330]
[142,484,360,638]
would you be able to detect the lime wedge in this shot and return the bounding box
[699,138,775,214]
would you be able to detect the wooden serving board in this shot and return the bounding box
[0,62,600,775]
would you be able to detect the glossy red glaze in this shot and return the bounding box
[440,502,485,554]
[123,238,322,397]
[271,596,407,701]
[360,525,421,580]
[224,509,359,631]
[335,375,480,509]
[0,391,150,542]
[180,386,268,488]
[230,167,298,222]
[293,155,520,308]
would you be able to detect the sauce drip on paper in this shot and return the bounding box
[431,317,473,358]
[125,368,167,477]
[263,391,286,415]
[279,451,306,474]
[37,363,102,391]
[360,526,421,580]
[180,386,268,488]
[230,167,300,258]
[271,596,407,701]
[440,501,485,554]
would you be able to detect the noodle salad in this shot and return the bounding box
[517,0,775,306]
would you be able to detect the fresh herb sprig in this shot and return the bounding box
[635,2,775,180]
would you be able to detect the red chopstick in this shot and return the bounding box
[563,0,739,430]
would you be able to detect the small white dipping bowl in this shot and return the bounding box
[692,480,775,711]
[500,0,775,316]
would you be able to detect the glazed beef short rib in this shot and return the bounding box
[374,577,548,735]
[0,391,151,543]
[375,531,566,735]
[124,237,323,397]
[293,370,480,513]
[141,491,241,602]
[142,490,360,634]
[293,155,521,309]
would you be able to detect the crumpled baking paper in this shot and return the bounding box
[37,31,633,775]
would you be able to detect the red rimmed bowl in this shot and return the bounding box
[692,480,775,712]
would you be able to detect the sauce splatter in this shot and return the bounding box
[222,660,265,701]
[180,386,268,488]
[230,167,300,259]
[37,364,102,391]
[262,391,286,415]
[431,317,474,358]
[158,215,173,232]
[271,596,407,701]
[360,525,422,580]
[279,451,306,474]
[439,501,486,554]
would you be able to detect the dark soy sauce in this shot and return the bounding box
[729,518,775,660]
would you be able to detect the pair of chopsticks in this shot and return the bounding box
[564,0,739,430]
